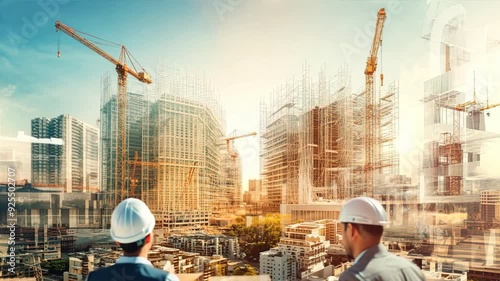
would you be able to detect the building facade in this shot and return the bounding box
[277,222,330,279]
[31,115,98,193]
[480,190,500,222]
[260,249,297,281]
[167,234,240,260]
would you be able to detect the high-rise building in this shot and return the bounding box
[144,93,224,228]
[220,151,242,209]
[99,92,147,201]
[420,1,500,198]
[249,179,262,193]
[31,115,98,193]
[99,70,226,229]
[246,179,263,204]
[260,65,399,213]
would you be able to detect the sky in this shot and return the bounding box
[1,0,500,189]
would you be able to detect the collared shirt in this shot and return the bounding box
[354,249,368,264]
[115,256,154,266]
[86,256,180,281]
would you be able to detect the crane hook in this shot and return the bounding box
[57,50,60,58]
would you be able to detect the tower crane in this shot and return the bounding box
[439,72,500,145]
[224,132,257,158]
[364,8,386,197]
[55,21,152,205]
[435,73,500,195]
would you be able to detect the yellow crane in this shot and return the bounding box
[439,73,500,144]
[364,8,386,197]
[224,132,257,158]
[55,21,152,205]
[129,151,198,199]
[128,151,158,199]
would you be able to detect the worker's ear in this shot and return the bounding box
[349,223,360,238]
[145,233,152,243]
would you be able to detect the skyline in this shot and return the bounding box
[2,0,500,189]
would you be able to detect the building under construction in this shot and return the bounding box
[100,67,231,229]
[420,1,500,200]
[260,64,400,213]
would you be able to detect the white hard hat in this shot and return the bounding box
[338,197,390,226]
[110,198,156,244]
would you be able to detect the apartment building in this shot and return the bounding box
[167,234,240,259]
[31,114,98,193]
[260,249,297,281]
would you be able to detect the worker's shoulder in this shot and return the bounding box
[87,263,169,281]
[372,253,425,280]
[375,252,421,268]
[338,268,359,281]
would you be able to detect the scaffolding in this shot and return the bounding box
[99,65,227,230]
[261,76,302,213]
[142,67,226,229]
[261,63,400,210]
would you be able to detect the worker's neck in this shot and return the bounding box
[354,239,380,260]
[123,249,149,258]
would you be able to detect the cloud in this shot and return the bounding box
[0,85,15,97]
[0,56,12,69]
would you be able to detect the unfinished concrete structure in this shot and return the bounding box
[420,0,500,199]
[142,68,226,229]
[260,64,399,212]
[100,67,229,229]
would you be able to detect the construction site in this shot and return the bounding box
[48,21,251,230]
[260,64,400,213]
[99,67,244,229]
[4,1,500,280]
[260,8,401,214]
[40,4,500,233]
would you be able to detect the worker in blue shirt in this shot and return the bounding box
[87,198,179,281]
[338,197,425,281]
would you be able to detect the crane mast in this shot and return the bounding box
[55,21,152,205]
[364,8,386,197]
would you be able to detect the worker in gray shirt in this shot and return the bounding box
[338,197,425,281]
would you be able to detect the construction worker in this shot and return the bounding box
[86,198,179,281]
[338,197,425,281]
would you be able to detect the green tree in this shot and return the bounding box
[233,264,257,276]
[41,259,69,275]
[240,213,282,261]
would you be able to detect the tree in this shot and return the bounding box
[240,213,282,261]
[41,259,69,275]
[223,213,284,261]
[233,264,257,276]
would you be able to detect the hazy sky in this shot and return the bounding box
[1,0,500,188]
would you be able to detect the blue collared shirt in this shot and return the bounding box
[86,256,180,281]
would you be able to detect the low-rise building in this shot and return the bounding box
[260,249,297,281]
[277,222,330,279]
[167,234,240,259]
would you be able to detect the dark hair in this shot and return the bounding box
[357,224,383,237]
[120,237,147,254]
[345,223,383,237]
